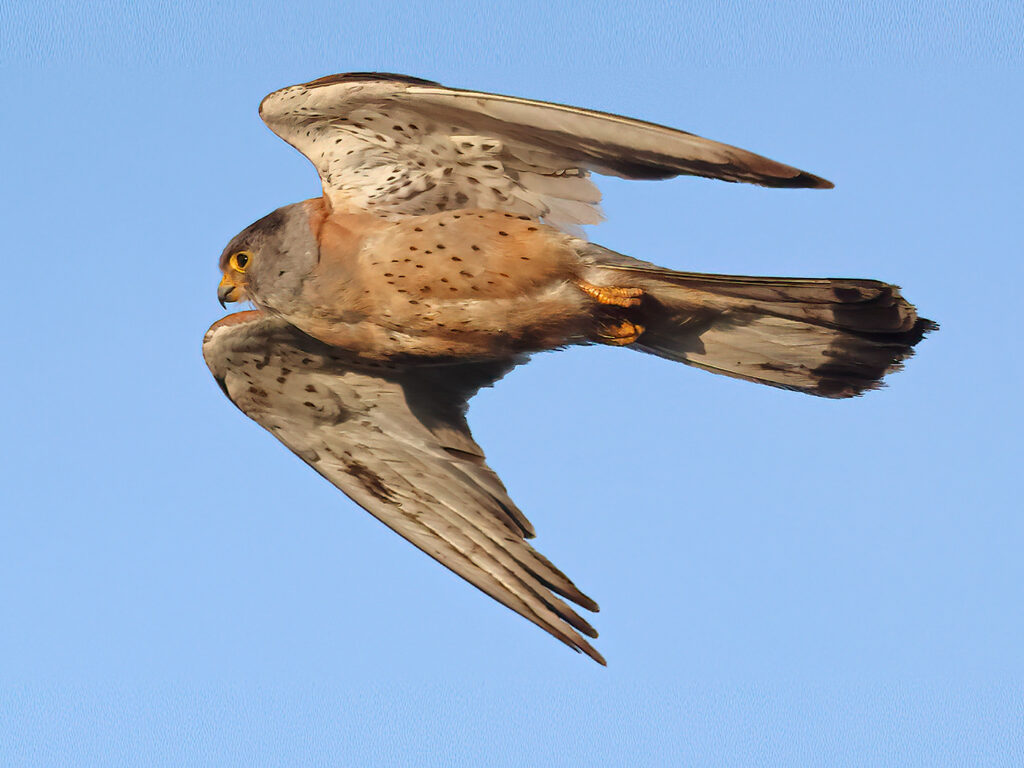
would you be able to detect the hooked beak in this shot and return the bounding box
[218,273,243,308]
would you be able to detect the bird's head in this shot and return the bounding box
[217,201,320,309]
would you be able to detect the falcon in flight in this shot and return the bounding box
[204,73,933,664]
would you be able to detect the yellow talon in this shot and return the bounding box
[597,319,645,346]
[574,279,644,307]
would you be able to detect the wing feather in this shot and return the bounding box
[203,312,603,663]
[258,72,832,232]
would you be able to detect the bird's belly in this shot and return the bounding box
[304,210,594,358]
[297,284,591,359]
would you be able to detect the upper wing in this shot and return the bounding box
[203,311,604,664]
[259,72,833,233]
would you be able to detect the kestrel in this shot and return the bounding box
[204,73,934,664]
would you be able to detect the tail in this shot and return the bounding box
[580,246,936,398]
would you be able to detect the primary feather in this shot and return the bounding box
[259,73,831,234]
[203,312,605,664]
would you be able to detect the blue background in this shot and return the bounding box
[3,1,1022,765]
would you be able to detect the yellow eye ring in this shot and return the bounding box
[229,251,252,273]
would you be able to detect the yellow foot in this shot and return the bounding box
[597,319,646,346]
[573,279,644,307]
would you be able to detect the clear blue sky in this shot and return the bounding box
[3,1,1022,765]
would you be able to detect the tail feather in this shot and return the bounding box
[582,248,935,398]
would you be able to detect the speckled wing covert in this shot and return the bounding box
[203,311,604,664]
[259,72,833,233]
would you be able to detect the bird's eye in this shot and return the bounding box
[230,251,252,272]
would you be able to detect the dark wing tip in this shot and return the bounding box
[782,171,831,191]
[774,170,834,190]
[778,171,835,191]
[576,595,600,613]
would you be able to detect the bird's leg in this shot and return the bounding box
[574,278,646,345]
[595,318,645,346]
[572,278,644,308]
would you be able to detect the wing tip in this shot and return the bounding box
[796,171,834,190]
[578,640,608,666]
[763,169,834,190]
